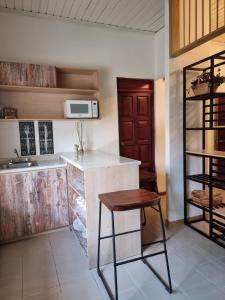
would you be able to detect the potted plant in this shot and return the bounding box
[190,68,225,95]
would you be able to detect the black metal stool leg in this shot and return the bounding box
[141,207,146,226]
[111,211,119,300]
[97,201,102,272]
[158,202,173,293]
[97,202,116,300]
[140,208,144,257]
[154,181,159,194]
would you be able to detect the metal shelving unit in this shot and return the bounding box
[184,49,225,248]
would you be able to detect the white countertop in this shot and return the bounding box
[0,157,66,174]
[60,151,141,171]
[0,151,140,174]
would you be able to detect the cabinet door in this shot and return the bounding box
[46,168,68,230]
[24,168,68,234]
[0,172,32,241]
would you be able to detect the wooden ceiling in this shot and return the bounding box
[0,0,164,33]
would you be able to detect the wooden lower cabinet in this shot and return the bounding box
[0,167,68,242]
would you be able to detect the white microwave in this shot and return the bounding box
[64,100,99,119]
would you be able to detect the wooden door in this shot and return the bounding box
[216,98,225,151]
[118,79,154,170]
[215,98,225,179]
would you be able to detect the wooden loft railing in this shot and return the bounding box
[170,0,225,57]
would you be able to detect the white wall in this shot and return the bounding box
[155,78,166,192]
[0,11,156,156]
[154,28,165,79]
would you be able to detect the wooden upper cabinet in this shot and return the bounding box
[0,167,68,242]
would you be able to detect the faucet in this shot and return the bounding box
[14,148,20,159]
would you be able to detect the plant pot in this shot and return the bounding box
[192,83,218,96]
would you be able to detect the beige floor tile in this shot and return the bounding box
[179,270,225,300]
[61,275,102,300]
[140,279,188,300]
[0,241,23,265]
[99,264,134,293]
[56,258,90,285]
[196,259,225,288]
[23,287,62,300]
[124,260,156,287]
[0,258,22,280]
[23,272,59,297]
[118,287,146,300]
[23,254,56,277]
[0,277,22,300]
[51,241,85,264]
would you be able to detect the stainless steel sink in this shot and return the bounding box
[0,159,38,170]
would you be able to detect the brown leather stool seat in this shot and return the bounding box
[97,188,172,300]
[99,189,160,211]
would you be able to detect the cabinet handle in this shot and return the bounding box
[37,191,40,202]
[30,192,34,203]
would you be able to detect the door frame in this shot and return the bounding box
[116,77,155,171]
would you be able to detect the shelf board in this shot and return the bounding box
[186,149,225,158]
[186,92,225,101]
[0,118,98,122]
[0,85,98,95]
[186,173,225,190]
[186,126,225,130]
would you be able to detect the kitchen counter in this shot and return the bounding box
[0,151,140,174]
[60,151,141,171]
[0,157,66,174]
[64,151,141,268]
[0,150,141,267]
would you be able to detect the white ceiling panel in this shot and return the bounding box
[0,0,164,33]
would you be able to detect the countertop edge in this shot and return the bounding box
[0,162,67,174]
[60,153,141,171]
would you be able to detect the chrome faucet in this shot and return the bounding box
[14,148,20,159]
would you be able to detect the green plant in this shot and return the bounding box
[191,68,225,90]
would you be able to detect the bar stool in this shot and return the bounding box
[97,189,172,300]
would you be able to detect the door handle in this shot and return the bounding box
[121,142,125,146]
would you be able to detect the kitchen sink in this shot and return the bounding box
[0,159,38,170]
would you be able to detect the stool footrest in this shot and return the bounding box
[100,228,141,240]
[142,258,173,293]
[116,250,165,267]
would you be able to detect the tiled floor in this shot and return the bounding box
[1,208,225,299]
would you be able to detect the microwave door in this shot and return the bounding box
[70,102,92,118]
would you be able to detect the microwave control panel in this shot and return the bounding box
[92,101,99,118]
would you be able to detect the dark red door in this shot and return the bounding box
[217,98,225,151]
[117,79,154,171]
[215,98,225,178]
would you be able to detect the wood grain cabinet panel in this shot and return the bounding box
[0,167,68,242]
[24,168,68,235]
[0,173,28,241]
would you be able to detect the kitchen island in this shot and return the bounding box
[61,151,141,269]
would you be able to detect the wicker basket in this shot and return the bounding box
[192,83,218,96]
[191,190,223,207]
